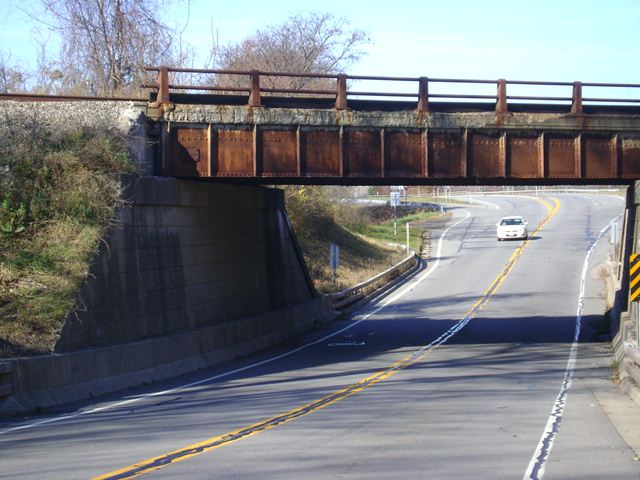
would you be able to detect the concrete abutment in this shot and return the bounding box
[0,177,336,417]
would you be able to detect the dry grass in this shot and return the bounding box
[0,125,131,358]
[0,221,101,357]
[302,228,407,294]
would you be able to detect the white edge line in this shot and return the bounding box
[522,215,620,480]
[0,211,473,437]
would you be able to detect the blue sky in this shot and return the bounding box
[1,0,638,89]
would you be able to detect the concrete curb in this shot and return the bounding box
[617,340,640,407]
[0,297,337,418]
[612,307,640,408]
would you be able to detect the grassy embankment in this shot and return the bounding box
[0,124,133,357]
[285,187,445,293]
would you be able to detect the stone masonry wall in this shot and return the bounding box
[162,103,640,133]
[0,99,155,175]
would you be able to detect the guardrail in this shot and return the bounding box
[144,66,640,113]
[329,253,419,311]
[0,92,144,102]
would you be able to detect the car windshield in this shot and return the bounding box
[500,218,523,226]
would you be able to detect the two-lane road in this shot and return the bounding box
[1,193,637,479]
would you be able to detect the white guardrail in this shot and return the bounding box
[449,188,621,197]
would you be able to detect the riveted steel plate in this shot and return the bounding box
[471,133,502,177]
[168,127,209,176]
[386,131,424,177]
[583,137,613,178]
[621,138,640,178]
[428,131,465,178]
[302,129,340,176]
[345,130,380,176]
[546,136,578,178]
[216,129,254,176]
[508,136,540,178]
[262,129,298,176]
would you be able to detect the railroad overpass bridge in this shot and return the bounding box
[146,67,640,185]
[3,69,640,417]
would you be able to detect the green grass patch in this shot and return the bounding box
[357,210,445,252]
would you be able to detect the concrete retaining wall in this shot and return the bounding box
[613,182,640,406]
[56,176,316,351]
[0,297,333,417]
[0,177,336,417]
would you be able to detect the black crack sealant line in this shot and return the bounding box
[523,214,621,480]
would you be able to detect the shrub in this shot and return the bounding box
[0,123,133,231]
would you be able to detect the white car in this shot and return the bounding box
[496,216,528,241]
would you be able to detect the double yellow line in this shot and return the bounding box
[94,197,560,480]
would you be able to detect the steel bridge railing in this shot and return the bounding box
[144,66,640,113]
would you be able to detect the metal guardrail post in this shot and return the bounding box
[336,74,348,110]
[496,79,507,114]
[157,66,170,105]
[571,81,583,114]
[248,71,261,107]
[417,77,429,112]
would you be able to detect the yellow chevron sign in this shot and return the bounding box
[630,254,640,302]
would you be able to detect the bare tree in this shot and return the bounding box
[40,0,183,96]
[31,40,65,95]
[0,54,28,93]
[207,14,371,209]
[210,13,370,90]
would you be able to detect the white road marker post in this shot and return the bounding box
[406,222,410,252]
[330,243,339,285]
[390,190,400,236]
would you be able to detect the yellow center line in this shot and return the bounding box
[94,197,560,480]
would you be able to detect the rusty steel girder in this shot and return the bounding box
[161,125,640,184]
[144,66,640,184]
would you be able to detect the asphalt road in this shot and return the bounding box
[1,193,638,480]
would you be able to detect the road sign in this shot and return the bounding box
[390,191,401,207]
[630,254,640,302]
